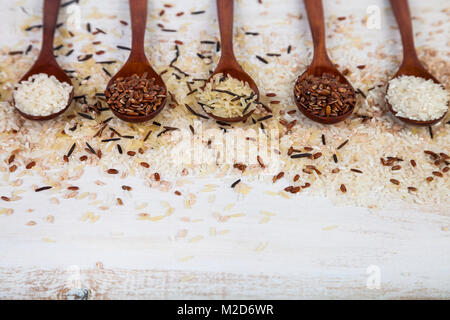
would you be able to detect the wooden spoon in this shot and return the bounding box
[293,0,355,125]
[386,0,448,126]
[105,0,167,123]
[14,0,74,121]
[202,0,259,123]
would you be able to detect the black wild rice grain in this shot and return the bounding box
[78,112,94,120]
[212,89,237,96]
[25,45,32,54]
[356,88,366,99]
[185,104,209,119]
[256,55,268,64]
[162,29,177,32]
[266,53,281,57]
[242,102,252,114]
[216,41,221,52]
[189,125,195,135]
[54,44,63,51]
[287,45,292,54]
[85,142,96,155]
[102,117,113,124]
[171,65,189,76]
[78,54,92,61]
[116,45,131,51]
[258,115,273,122]
[157,128,170,137]
[428,127,433,139]
[191,10,205,15]
[101,138,121,142]
[74,94,87,100]
[67,143,76,157]
[97,60,116,65]
[102,67,111,77]
[87,23,91,32]
[122,135,134,139]
[259,102,272,113]
[35,186,52,192]
[197,53,206,59]
[231,179,241,188]
[333,154,338,163]
[153,121,161,126]
[65,49,74,56]
[62,0,78,8]
[291,153,312,159]
[25,24,42,31]
[245,32,259,36]
[109,128,122,137]
[337,139,349,150]
[8,51,23,56]
[117,144,123,154]
[216,121,231,126]
[95,28,106,34]
[201,40,215,44]
[322,134,326,145]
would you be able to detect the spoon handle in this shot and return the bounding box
[129,0,147,61]
[40,0,61,57]
[389,0,420,64]
[216,0,237,61]
[304,0,331,65]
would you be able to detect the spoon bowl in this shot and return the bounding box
[14,0,73,121]
[294,0,355,125]
[105,0,167,123]
[386,0,448,126]
[294,64,355,125]
[386,65,447,127]
[203,0,260,123]
[106,60,167,123]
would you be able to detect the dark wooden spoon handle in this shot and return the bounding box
[40,0,61,59]
[389,0,420,65]
[216,0,237,63]
[129,0,147,61]
[304,0,331,65]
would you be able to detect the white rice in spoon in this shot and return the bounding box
[387,75,448,121]
[13,73,72,116]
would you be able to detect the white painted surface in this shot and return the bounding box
[0,0,449,299]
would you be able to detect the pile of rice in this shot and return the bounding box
[197,73,259,118]
[13,73,72,116]
[0,0,448,213]
[387,75,448,121]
